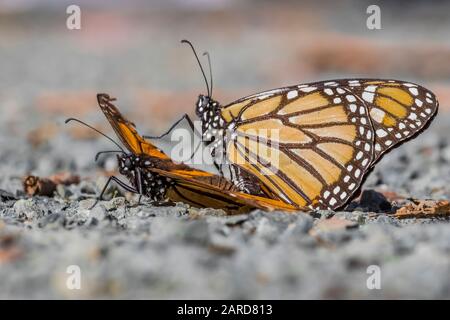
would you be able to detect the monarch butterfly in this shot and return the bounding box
[171,40,439,211]
[66,94,301,214]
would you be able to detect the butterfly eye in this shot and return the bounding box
[124,158,132,168]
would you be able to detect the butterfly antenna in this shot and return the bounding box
[203,51,213,98]
[65,118,125,153]
[181,39,210,97]
[94,150,124,162]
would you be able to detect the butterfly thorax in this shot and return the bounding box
[195,95,268,196]
[117,153,173,201]
[196,95,226,144]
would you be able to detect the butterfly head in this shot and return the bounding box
[195,94,219,117]
[117,153,137,175]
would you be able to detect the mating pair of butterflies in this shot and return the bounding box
[68,45,439,214]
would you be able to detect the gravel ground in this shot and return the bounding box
[0,2,449,300]
[0,114,449,299]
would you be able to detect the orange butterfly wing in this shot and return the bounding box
[151,168,300,212]
[97,94,169,160]
[213,79,438,210]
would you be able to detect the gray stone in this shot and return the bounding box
[13,199,43,220]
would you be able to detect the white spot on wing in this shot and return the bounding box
[409,87,419,96]
[287,90,298,99]
[376,129,387,137]
[246,88,283,99]
[346,95,356,102]
[329,198,337,206]
[370,108,385,123]
[359,106,366,114]
[362,92,374,103]
[299,86,317,93]
[365,85,377,92]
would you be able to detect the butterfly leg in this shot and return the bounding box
[135,168,144,206]
[109,176,139,193]
[143,114,195,140]
[90,176,138,209]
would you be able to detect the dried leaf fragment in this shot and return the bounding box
[48,172,80,186]
[23,176,56,196]
[395,199,450,219]
[22,173,80,196]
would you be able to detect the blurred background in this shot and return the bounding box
[1,0,450,300]
[0,0,449,187]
